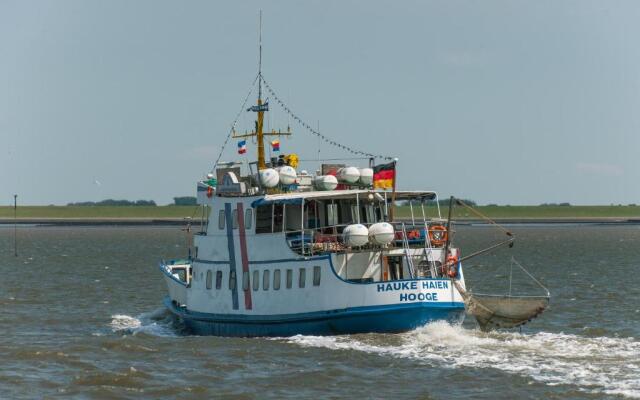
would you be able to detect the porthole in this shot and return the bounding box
[299,268,306,288]
[313,266,321,286]
[273,269,281,290]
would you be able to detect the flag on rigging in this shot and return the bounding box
[271,139,280,152]
[237,140,247,154]
[373,161,396,189]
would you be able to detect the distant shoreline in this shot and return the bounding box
[1,217,639,227]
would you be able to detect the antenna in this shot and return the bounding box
[258,10,262,101]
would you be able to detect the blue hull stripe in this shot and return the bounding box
[165,297,465,337]
[224,203,239,310]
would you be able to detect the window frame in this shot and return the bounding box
[253,270,260,291]
[232,209,239,229]
[243,271,250,291]
[263,270,270,291]
[229,270,236,290]
[273,269,281,290]
[245,208,253,230]
[218,210,225,230]
[206,270,212,290]
[215,270,222,289]
[286,269,293,289]
[299,268,306,288]
[313,266,321,286]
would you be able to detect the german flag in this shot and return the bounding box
[373,161,396,189]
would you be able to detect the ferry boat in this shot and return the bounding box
[159,38,467,337]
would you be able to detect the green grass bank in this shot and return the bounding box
[1,205,640,220]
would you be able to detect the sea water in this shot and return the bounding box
[0,225,638,399]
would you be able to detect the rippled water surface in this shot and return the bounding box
[0,225,638,399]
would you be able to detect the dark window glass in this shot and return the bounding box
[206,270,212,290]
[313,266,321,286]
[255,205,272,234]
[218,210,225,230]
[243,271,250,291]
[263,270,270,290]
[232,209,239,229]
[273,269,281,290]
[273,204,284,232]
[215,271,222,289]
[286,269,293,289]
[299,268,306,288]
[245,208,253,230]
[253,270,259,291]
[229,270,236,290]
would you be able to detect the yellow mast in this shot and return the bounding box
[233,11,290,170]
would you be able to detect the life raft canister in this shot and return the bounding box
[428,224,448,247]
[206,186,214,198]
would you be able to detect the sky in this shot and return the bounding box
[1,0,639,205]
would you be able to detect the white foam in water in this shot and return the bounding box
[109,307,180,337]
[287,322,640,399]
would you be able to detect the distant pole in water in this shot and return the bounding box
[13,194,18,257]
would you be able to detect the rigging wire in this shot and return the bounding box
[260,75,394,161]
[211,73,260,171]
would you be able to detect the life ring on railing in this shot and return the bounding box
[206,186,213,198]
[428,225,447,247]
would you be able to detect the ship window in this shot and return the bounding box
[273,269,281,290]
[299,268,306,288]
[253,270,259,291]
[245,208,253,230]
[286,269,293,289]
[273,204,284,232]
[218,210,225,230]
[206,270,212,290]
[232,209,239,229]
[243,271,250,291]
[229,270,237,290]
[194,246,198,259]
[256,205,272,234]
[263,270,270,290]
[326,203,338,226]
[215,271,222,289]
[313,266,321,286]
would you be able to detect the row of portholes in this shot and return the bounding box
[218,208,253,230]
[203,266,321,291]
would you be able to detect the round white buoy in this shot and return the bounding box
[259,168,280,188]
[278,166,297,185]
[337,166,361,184]
[368,222,395,245]
[314,175,338,191]
[359,168,373,185]
[343,224,370,247]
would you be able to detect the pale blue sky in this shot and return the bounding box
[1,0,638,205]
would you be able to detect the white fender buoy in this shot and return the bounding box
[278,166,297,185]
[337,166,360,184]
[343,224,370,247]
[259,168,280,188]
[368,222,395,245]
[358,168,374,185]
[313,175,338,191]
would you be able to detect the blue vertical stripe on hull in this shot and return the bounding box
[164,297,465,337]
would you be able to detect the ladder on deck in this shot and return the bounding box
[400,223,416,278]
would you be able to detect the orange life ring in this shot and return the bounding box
[206,186,213,198]
[428,225,448,247]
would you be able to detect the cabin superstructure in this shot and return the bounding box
[159,21,467,336]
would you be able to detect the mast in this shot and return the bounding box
[256,10,266,169]
[233,11,290,170]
